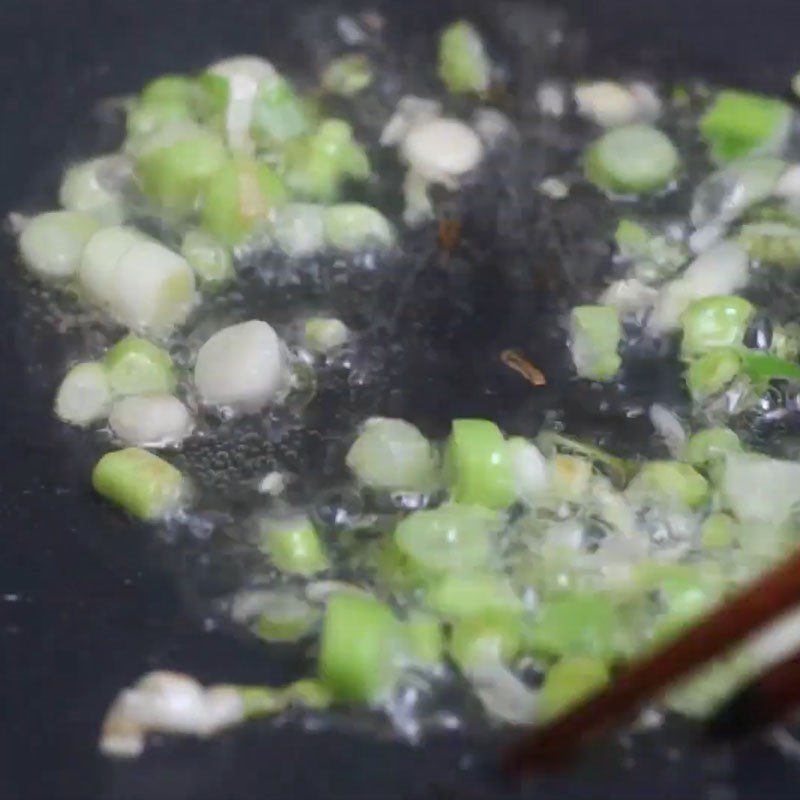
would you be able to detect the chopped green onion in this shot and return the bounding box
[251,76,315,145]
[319,593,402,703]
[614,218,687,282]
[547,454,594,501]
[721,453,800,524]
[404,612,444,666]
[180,229,234,287]
[680,295,754,358]
[78,226,143,306]
[700,90,792,163]
[626,461,709,509]
[739,221,800,267]
[321,54,374,97]
[445,418,514,509]
[193,320,286,411]
[281,119,370,202]
[59,155,128,224]
[200,157,287,245]
[322,204,394,251]
[19,211,100,279]
[136,130,228,212]
[248,591,320,642]
[104,336,176,397]
[739,350,800,384]
[438,20,491,96]
[585,124,679,195]
[684,427,743,468]
[449,610,522,670]
[527,594,626,661]
[304,317,349,353]
[701,512,738,550]
[771,323,800,361]
[257,514,329,576]
[569,305,622,380]
[685,347,742,400]
[665,654,753,718]
[506,437,548,501]
[92,447,184,520]
[271,204,326,257]
[540,657,609,720]
[425,573,521,619]
[394,503,499,573]
[108,394,193,448]
[54,362,112,426]
[127,79,195,142]
[346,417,438,491]
[538,432,634,488]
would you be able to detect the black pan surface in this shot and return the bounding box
[3,0,800,797]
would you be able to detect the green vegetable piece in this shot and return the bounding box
[686,347,742,400]
[194,72,230,123]
[740,349,800,384]
[438,20,491,96]
[614,218,687,282]
[445,418,514,508]
[684,427,743,468]
[251,591,319,642]
[200,157,288,245]
[19,211,100,279]
[346,417,437,491]
[540,657,610,720]
[281,119,370,202]
[282,678,332,709]
[425,573,522,619]
[700,90,791,163]
[701,512,738,550]
[739,221,800,267]
[528,594,623,661]
[104,336,176,397]
[772,323,800,361]
[180,229,234,286]
[59,156,127,225]
[394,503,498,573]
[569,305,622,380]
[257,514,329,576]
[637,563,723,624]
[128,77,197,141]
[251,76,315,145]
[627,460,709,509]
[323,204,395,251]
[449,611,522,670]
[547,454,593,501]
[321,54,374,97]
[304,317,349,353]
[666,654,753,718]
[237,686,284,717]
[585,124,679,195]
[404,612,444,666]
[92,447,184,520]
[319,593,402,703]
[137,131,228,212]
[538,431,635,488]
[680,295,755,358]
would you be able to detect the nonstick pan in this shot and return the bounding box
[3,0,800,798]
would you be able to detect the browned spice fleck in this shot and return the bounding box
[500,349,547,386]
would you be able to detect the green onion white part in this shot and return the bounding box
[322,204,394,251]
[575,81,660,128]
[181,229,234,286]
[720,453,800,525]
[19,211,100,279]
[59,155,130,224]
[304,317,349,353]
[108,394,193,448]
[321,54,374,96]
[54,362,112,426]
[231,589,319,643]
[346,417,437,491]
[271,204,326,257]
[569,305,622,380]
[193,320,286,411]
[79,226,197,333]
[399,117,484,186]
[207,56,277,151]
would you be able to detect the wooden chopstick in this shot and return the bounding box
[705,652,800,741]
[504,547,800,775]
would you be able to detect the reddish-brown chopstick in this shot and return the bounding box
[705,652,800,741]
[504,547,800,775]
